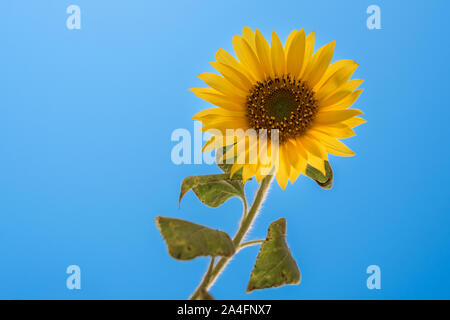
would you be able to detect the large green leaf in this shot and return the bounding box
[305,160,333,189]
[155,216,235,260]
[247,218,300,292]
[179,174,245,208]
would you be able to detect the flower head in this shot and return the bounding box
[192,27,365,189]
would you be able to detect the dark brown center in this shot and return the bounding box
[246,75,318,142]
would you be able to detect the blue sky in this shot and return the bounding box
[0,0,449,299]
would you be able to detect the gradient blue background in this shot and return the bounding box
[1,0,449,299]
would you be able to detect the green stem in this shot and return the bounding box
[190,257,215,300]
[238,239,264,250]
[189,174,274,300]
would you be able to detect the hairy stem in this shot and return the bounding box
[189,174,274,300]
[190,257,215,299]
[238,239,264,250]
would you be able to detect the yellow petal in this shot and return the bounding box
[190,88,245,111]
[210,62,252,92]
[215,48,255,82]
[321,89,363,111]
[255,29,272,77]
[345,79,364,91]
[316,61,359,101]
[201,118,248,132]
[193,107,245,121]
[315,109,364,125]
[286,29,306,78]
[299,31,315,78]
[242,164,257,182]
[315,59,355,89]
[233,135,256,164]
[255,138,274,182]
[198,72,247,98]
[303,41,336,88]
[242,27,256,52]
[276,145,290,189]
[320,80,364,107]
[285,139,307,183]
[202,136,215,152]
[247,137,260,165]
[314,123,356,139]
[320,89,354,108]
[284,29,297,54]
[199,114,246,125]
[285,139,300,169]
[255,162,271,183]
[232,35,264,81]
[309,130,355,157]
[289,151,307,183]
[202,136,219,153]
[259,139,278,175]
[241,139,260,182]
[271,31,285,76]
[293,137,309,161]
[300,134,327,160]
[343,116,367,128]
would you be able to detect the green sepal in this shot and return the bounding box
[179,174,245,208]
[215,145,243,176]
[216,146,233,174]
[305,160,333,189]
[155,216,235,260]
[247,218,301,292]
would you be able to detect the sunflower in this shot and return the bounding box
[191,27,366,189]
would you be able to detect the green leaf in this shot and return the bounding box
[155,216,235,260]
[179,174,245,208]
[246,218,300,292]
[305,160,333,189]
